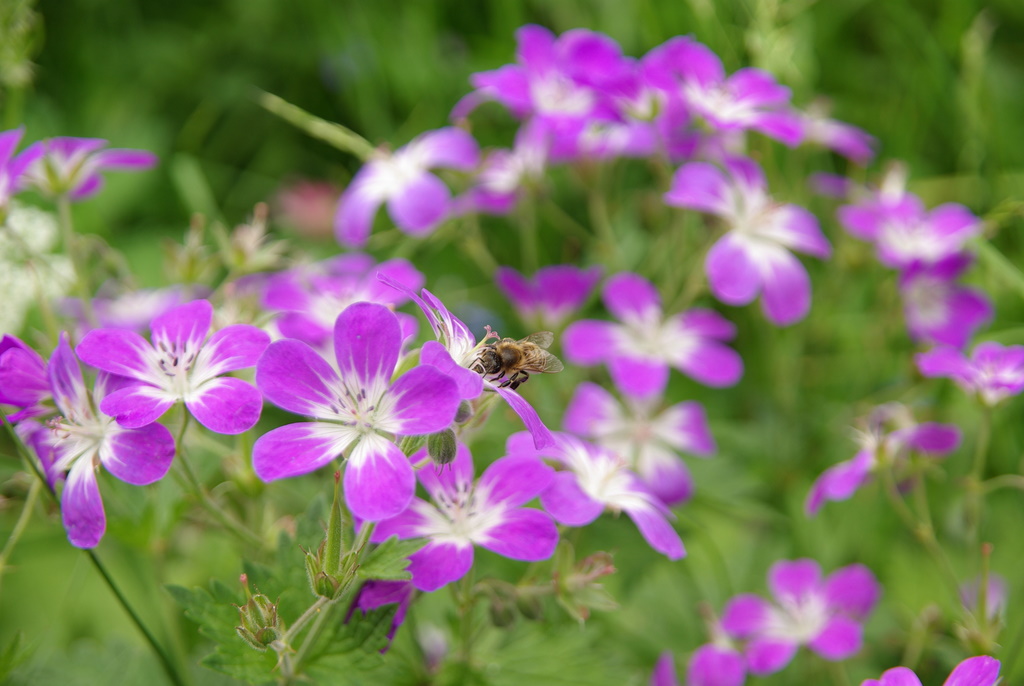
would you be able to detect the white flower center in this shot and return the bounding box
[903,276,950,328]
[763,591,829,644]
[531,75,594,116]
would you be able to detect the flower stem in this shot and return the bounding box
[454,566,477,664]
[86,549,191,686]
[461,213,498,276]
[0,478,41,599]
[256,90,375,161]
[56,195,98,328]
[174,414,264,549]
[878,457,961,603]
[518,194,540,273]
[965,405,993,546]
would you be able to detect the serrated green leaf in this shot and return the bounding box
[201,648,278,684]
[355,536,425,581]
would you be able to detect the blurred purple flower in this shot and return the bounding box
[76,299,270,434]
[509,431,685,560]
[861,656,1000,686]
[374,442,558,591]
[252,302,460,521]
[495,264,602,330]
[262,254,423,350]
[899,257,991,349]
[650,652,678,686]
[564,381,714,506]
[643,37,803,146]
[22,136,156,200]
[563,272,743,399]
[335,127,479,247]
[0,334,52,423]
[800,103,875,164]
[917,341,1024,406]
[961,573,1008,623]
[838,190,980,270]
[722,559,880,675]
[806,403,960,516]
[0,127,44,216]
[686,644,746,686]
[39,335,175,548]
[665,157,831,325]
[456,120,549,215]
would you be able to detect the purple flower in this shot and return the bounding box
[76,299,270,434]
[252,302,460,521]
[374,442,558,591]
[643,37,803,146]
[722,559,880,674]
[861,656,1000,686]
[563,272,743,399]
[665,158,831,325]
[0,334,51,423]
[806,403,960,516]
[22,136,157,200]
[917,342,1024,406]
[899,257,991,349]
[262,254,423,350]
[0,127,44,216]
[38,335,175,548]
[838,191,980,270]
[960,574,1007,622]
[650,652,678,686]
[334,127,479,247]
[456,120,549,215]
[687,644,746,686]
[510,431,685,559]
[564,381,715,506]
[379,274,555,449]
[495,264,602,329]
[452,25,627,126]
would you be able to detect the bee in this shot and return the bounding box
[471,331,564,391]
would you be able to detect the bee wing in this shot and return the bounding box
[523,348,564,373]
[522,331,555,349]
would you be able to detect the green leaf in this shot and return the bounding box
[302,605,403,683]
[0,631,30,682]
[167,582,277,684]
[355,536,426,582]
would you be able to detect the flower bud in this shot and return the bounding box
[454,401,473,424]
[236,577,281,652]
[427,428,458,466]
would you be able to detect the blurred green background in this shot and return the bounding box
[4,0,1024,684]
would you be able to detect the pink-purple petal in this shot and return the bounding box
[769,558,822,602]
[721,594,771,637]
[386,172,450,235]
[625,504,685,559]
[62,458,106,549]
[651,651,678,686]
[745,638,798,675]
[151,300,212,351]
[805,451,873,515]
[75,328,155,380]
[479,454,554,507]
[478,508,558,561]
[865,667,924,686]
[602,272,662,324]
[824,564,881,619]
[100,423,175,486]
[93,148,158,170]
[540,471,604,526]
[412,127,480,170]
[493,386,556,449]
[706,234,762,305]
[943,656,1001,686]
[388,364,460,435]
[563,381,620,436]
[201,324,270,373]
[686,644,746,686]
[905,423,961,454]
[809,615,862,660]
[256,339,342,415]
[664,162,732,215]
[672,342,742,388]
[187,376,263,434]
[47,334,87,416]
[609,355,669,399]
[252,422,354,481]
[100,385,175,429]
[759,250,812,325]
[334,176,382,247]
[334,302,400,389]
[345,435,415,522]
[406,541,474,592]
[563,320,618,364]
[416,443,474,503]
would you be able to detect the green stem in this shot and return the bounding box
[878,457,961,603]
[518,195,540,273]
[586,171,617,269]
[0,478,41,599]
[966,405,993,546]
[982,474,1024,493]
[455,566,477,663]
[826,657,851,686]
[174,414,264,549]
[56,195,98,328]
[257,91,375,161]
[461,213,499,276]
[86,549,190,686]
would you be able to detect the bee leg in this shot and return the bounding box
[509,371,529,390]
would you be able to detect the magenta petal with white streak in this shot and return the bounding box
[540,471,604,525]
[252,422,355,481]
[625,504,685,559]
[478,508,558,560]
[333,302,401,388]
[760,250,812,325]
[201,324,270,373]
[406,542,474,592]
[101,422,175,485]
[100,385,175,429]
[493,386,555,449]
[809,615,862,659]
[334,176,382,247]
[706,234,761,305]
[387,365,460,435]
[608,355,669,399]
[562,320,617,364]
[62,458,106,549]
[257,338,343,416]
[345,434,415,522]
[75,328,153,379]
[187,376,263,434]
[387,172,450,235]
[478,454,553,506]
[151,299,212,351]
[745,638,798,675]
[602,272,662,324]
[421,341,483,400]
